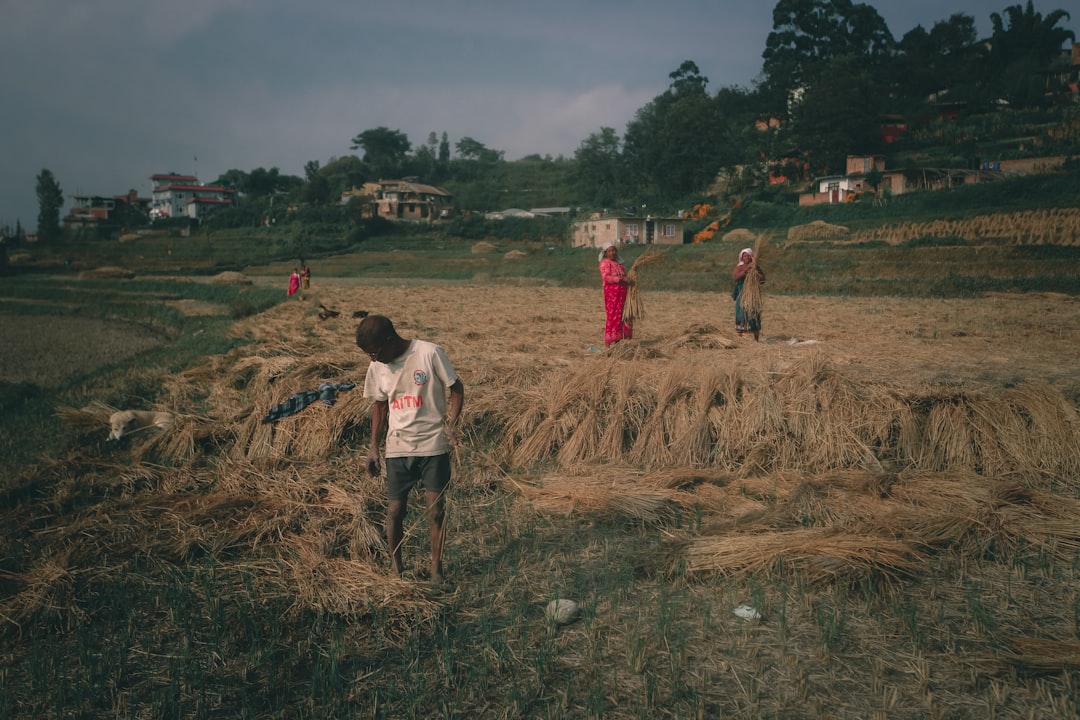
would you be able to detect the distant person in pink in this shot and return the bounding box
[287,268,301,297]
[599,242,633,345]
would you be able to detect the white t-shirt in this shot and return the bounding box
[363,339,459,458]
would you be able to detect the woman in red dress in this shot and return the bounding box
[599,243,633,345]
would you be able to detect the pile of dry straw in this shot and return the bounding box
[9,284,1079,627]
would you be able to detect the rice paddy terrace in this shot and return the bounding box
[3,271,1079,718]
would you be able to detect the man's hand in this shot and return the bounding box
[446,423,461,450]
[366,450,381,477]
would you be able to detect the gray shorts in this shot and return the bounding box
[385,454,451,501]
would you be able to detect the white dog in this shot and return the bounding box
[107,410,174,441]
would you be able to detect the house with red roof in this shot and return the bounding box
[150,173,236,220]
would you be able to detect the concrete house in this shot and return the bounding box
[149,173,236,220]
[571,213,685,248]
[64,189,151,231]
[341,179,454,222]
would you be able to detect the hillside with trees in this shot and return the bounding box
[219,2,1078,233]
[6,1,1077,255]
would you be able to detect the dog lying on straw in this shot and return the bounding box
[107,410,174,441]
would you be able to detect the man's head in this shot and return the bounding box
[356,314,402,362]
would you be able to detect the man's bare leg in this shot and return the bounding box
[386,498,407,575]
[425,490,446,583]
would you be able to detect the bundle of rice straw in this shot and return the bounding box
[622,248,666,324]
[739,233,770,322]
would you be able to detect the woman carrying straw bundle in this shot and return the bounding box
[599,242,633,346]
[732,247,765,341]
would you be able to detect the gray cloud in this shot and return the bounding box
[0,0,1063,226]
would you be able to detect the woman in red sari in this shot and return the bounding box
[599,243,633,345]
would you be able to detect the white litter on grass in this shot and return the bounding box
[733,604,762,620]
[545,599,579,624]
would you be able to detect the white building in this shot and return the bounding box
[150,173,236,220]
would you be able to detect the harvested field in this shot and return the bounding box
[4,280,1080,719]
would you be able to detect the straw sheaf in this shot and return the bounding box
[491,354,1080,484]
[682,528,925,584]
[787,220,851,242]
[622,248,666,324]
[675,468,1080,583]
[657,323,736,352]
[506,472,682,526]
[998,637,1080,673]
[55,401,120,435]
[850,207,1080,246]
[739,233,770,320]
[283,541,441,617]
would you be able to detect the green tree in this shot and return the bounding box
[455,137,504,162]
[574,127,624,206]
[712,86,765,169]
[350,127,412,178]
[300,172,333,205]
[35,168,64,243]
[623,61,722,199]
[410,145,437,180]
[668,59,709,96]
[762,0,893,108]
[214,169,250,193]
[438,132,451,164]
[987,2,1075,106]
[247,165,302,195]
[890,14,981,107]
[788,54,884,176]
[319,155,369,198]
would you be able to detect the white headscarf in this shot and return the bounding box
[736,247,754,266]
[598,242,623,263]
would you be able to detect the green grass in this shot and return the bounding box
[0,276,282,468]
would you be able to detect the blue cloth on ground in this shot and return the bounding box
[261,382,356,423]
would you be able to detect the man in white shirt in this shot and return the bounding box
[356,314,464,585]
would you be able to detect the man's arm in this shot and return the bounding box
[446,380,464,445]
[367,399,389,475]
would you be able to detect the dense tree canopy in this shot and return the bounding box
[574,127,624,206]
[762,0,893,104]
[987,1,1075,105]
[623,61,727,199]
[789,54,885,175]
[890,14,982,106]
[35,169,63,243]
[455,137,504,163]
[350,127,412,179]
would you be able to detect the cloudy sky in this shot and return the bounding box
[0,0,1071,228]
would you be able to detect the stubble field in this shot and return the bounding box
[3,276,1080,719]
